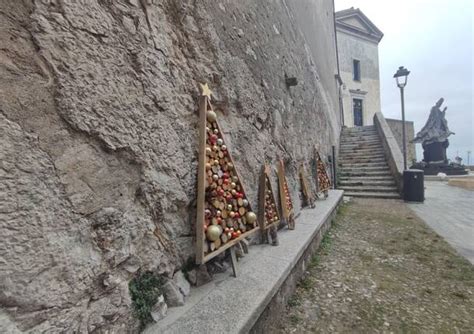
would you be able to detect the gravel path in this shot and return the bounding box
[277,198,474,333]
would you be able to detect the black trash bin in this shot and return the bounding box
[403,169,424,202]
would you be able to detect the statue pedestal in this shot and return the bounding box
[413,140,467,175]
[422,141,448,164]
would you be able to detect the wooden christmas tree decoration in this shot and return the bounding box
[277,159,295,230]
[196,83,259,266]
[315,149,331,198]
[258,164,280,245]
[299,163,315,208]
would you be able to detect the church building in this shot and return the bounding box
[336,7,383,127]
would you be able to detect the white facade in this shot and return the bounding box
[336,8,383,127]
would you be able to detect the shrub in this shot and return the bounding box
[129,271,164,327]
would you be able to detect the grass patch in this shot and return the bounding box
[320,230,333,254]
[287,295,302,307]
[289,314,301,326]
[129,271,164,328]
[297,276,313,291]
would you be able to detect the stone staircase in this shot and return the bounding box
[338,126,400,199]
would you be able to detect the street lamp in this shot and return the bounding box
[394,66,410,170]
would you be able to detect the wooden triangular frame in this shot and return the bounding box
[299,163,315,208]
[277,159,295,230]
[314,149,331,199]
[258,163,280,245]
[196,85,259,265]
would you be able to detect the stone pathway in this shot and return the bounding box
[276,198,474,333]
[408,180,474,264]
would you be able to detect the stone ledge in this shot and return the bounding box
[425,173,474,181]
[144,190,344,334]
[374,112,404,194]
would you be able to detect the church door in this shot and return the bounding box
[353,99,363,126]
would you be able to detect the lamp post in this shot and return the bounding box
[393,66,410,170]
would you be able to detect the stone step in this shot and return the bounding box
[339,175,394,182]
[343,191,400,199]
[340,148,385,155]
[340,153,386,160]
[343,128,377,133]
[340,142,381,148]
[340,170,393,177]
[342,128,377,133]
[340,185,398,193]
[341,135,379,141]
[341,139,382,145]
[339,179,396,187]
[338,157,387,164]
[342,126,376,132]
[341,149,385,155]
[339,161,388,168]
[341,164,389,170]
[340,167,390,174]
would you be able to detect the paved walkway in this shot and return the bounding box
[408,181,474,264]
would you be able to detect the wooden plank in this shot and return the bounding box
[278,160,289,219]
[195,95,208,264]
[258,164,268,243]
[229,246,238,277]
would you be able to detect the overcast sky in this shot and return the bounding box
[335,0,473,164]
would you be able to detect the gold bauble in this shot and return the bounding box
[206,225,221,241]
[206,110,217,122]
[245,211,257,224]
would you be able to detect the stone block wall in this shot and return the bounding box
[386,118,416,163]
[0,0,341,331]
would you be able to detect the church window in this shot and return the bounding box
[353,59,361,81]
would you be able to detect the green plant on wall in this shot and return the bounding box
[129,271,164,327]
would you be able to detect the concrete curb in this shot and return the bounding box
[145,190,344,334]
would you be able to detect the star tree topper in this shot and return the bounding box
[200,83,212,100]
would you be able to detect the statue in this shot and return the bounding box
[411,98,467,175]
[413,98,454,163]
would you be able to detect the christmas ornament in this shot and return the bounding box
[245,211,257,224]
[207,110,217,123]
[206,225,221,241]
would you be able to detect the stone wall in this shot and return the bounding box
[386,118,416,164]
[0,0,341,332]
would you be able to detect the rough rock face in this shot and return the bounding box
[0,0,340,332]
